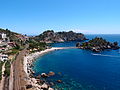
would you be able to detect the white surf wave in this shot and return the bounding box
[92,53,120,58]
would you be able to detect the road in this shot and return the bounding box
[9,63,13,90]
[12,45,28,90]
[0,61,6,90]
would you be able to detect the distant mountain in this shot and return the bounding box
[33,30,87,43]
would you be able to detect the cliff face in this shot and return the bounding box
[34,30,86,43]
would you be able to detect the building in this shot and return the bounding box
[0,33,7,41]
[0,54,8,61]
[1,33,7,39]
[0,33,10,43]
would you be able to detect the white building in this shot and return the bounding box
[0,33,10,42]
[0,54,8,61]
[1,33,7,39]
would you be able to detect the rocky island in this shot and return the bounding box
[76,37,120,52]
[33,30,87,43]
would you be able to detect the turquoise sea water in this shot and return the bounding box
[33,34,120,90]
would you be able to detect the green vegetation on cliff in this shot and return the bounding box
[28,39,48,53]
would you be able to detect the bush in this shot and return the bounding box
[0,61,4,80]
[4,61,11,77]
[29,40,47,51]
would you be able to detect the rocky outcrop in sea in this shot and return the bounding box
[76,37,120,52]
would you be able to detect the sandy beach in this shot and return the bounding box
[23,47,64,90]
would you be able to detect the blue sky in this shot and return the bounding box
[0,0,120,35]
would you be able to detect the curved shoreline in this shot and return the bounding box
[23,47,65,90]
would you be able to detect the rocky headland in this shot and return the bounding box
[76,37,120,52]
[33,30,87,43]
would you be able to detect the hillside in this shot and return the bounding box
[0,28,29,45]
[34,30,87,43]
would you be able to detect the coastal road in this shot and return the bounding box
[13,45,28,90]
[9,63,13,90]
[0,61,6,90]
